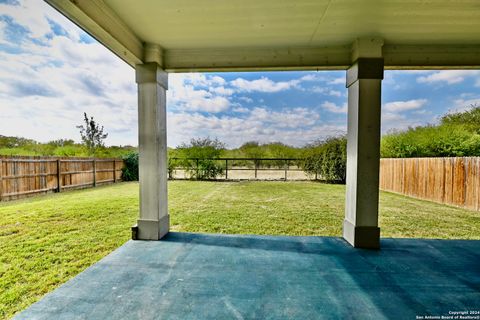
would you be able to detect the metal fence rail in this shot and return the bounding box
[169,157,312,181]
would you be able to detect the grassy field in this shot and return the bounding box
[1,181,479,319]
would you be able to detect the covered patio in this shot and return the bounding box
[15,0,480,318]
[43,0,480,248]
[15,233,480,319]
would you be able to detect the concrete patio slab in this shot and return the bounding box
[15,233,480,320]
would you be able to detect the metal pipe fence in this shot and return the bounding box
[168,157,313,181]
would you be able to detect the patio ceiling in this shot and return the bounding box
[46,0,480,71]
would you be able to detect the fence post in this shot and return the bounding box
[0,159,3,201]
[255,160,258,179]
[315,172,318,181]
[56,159,61,192]
[196,158,199,179]
[225,159,228,180]
[284,159,288,181]
[113,160,117,183]
[93,159,97,187]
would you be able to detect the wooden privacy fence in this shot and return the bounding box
[0,156,124,201]
[380,157,480,211]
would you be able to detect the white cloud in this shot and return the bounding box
[300,74,319,81]
[0,0,138,145]
[397,70,432,74]
[321,101,347,114]
[329,90,342,97]
[328,77,345,85]
[238,96,253,103]
[380,99,432,132]
[454,98,480,107]
[210,86,234,96]
[0,20,8,45]
[167,108,342,148]
[311,86,343,97]
[0,0,51,39]
[379,99,431,132]
[168,74,232,113]
[383,99,427,112]
[451,98,480,113]
[382,112,405,122]
[231,77,300,93]
[232,107,250,113]
[0,0,83,41]
[177,73,227,88]
[381,112,425,133]
[210,75,226,86]
[417,70,480,85]
[250,107,320,128]
[187,95,230,113]
[413,110,430,115]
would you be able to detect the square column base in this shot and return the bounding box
[343,219,380,249]
[132,215,169,240]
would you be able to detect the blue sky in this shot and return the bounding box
[1,0,479,148]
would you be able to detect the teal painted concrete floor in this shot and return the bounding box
[15,233,480,320]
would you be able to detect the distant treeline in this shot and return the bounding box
[0,137,136,158]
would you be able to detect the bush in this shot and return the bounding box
[121,152,139,181]
[441,104,480,133]
[238,141,264,168]
[181,158,224,180]
[302,137,346,183]
[177,137,225,180]
[381,124,480,158]
[381,105,480,158]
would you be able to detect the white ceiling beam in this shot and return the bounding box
[163,44,480,72]
[383,45,480,70]
[45,0,144,67]
[163,46,352,72]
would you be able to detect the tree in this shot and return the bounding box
[302,136,347,183]
[47,139,76,147]
[239,141,265,167]
[441,104,480,133]
[77,112,108,156]
[121,152,139,181]
[177,137,225,179]
[178,137,225,158]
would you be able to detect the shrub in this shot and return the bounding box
[381,124,480,158]
[381,105,480,158]
[302,136,346,183]
[177,137,225,180]
[239,141,264,168]
[182,158,224,180]
[440,104,480,133]
[121,152,139,181]
[121,151,183,181]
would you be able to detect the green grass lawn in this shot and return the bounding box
[1,181,479,319]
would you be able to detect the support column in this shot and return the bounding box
[134,62,169,240]
[343,38,384,249]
